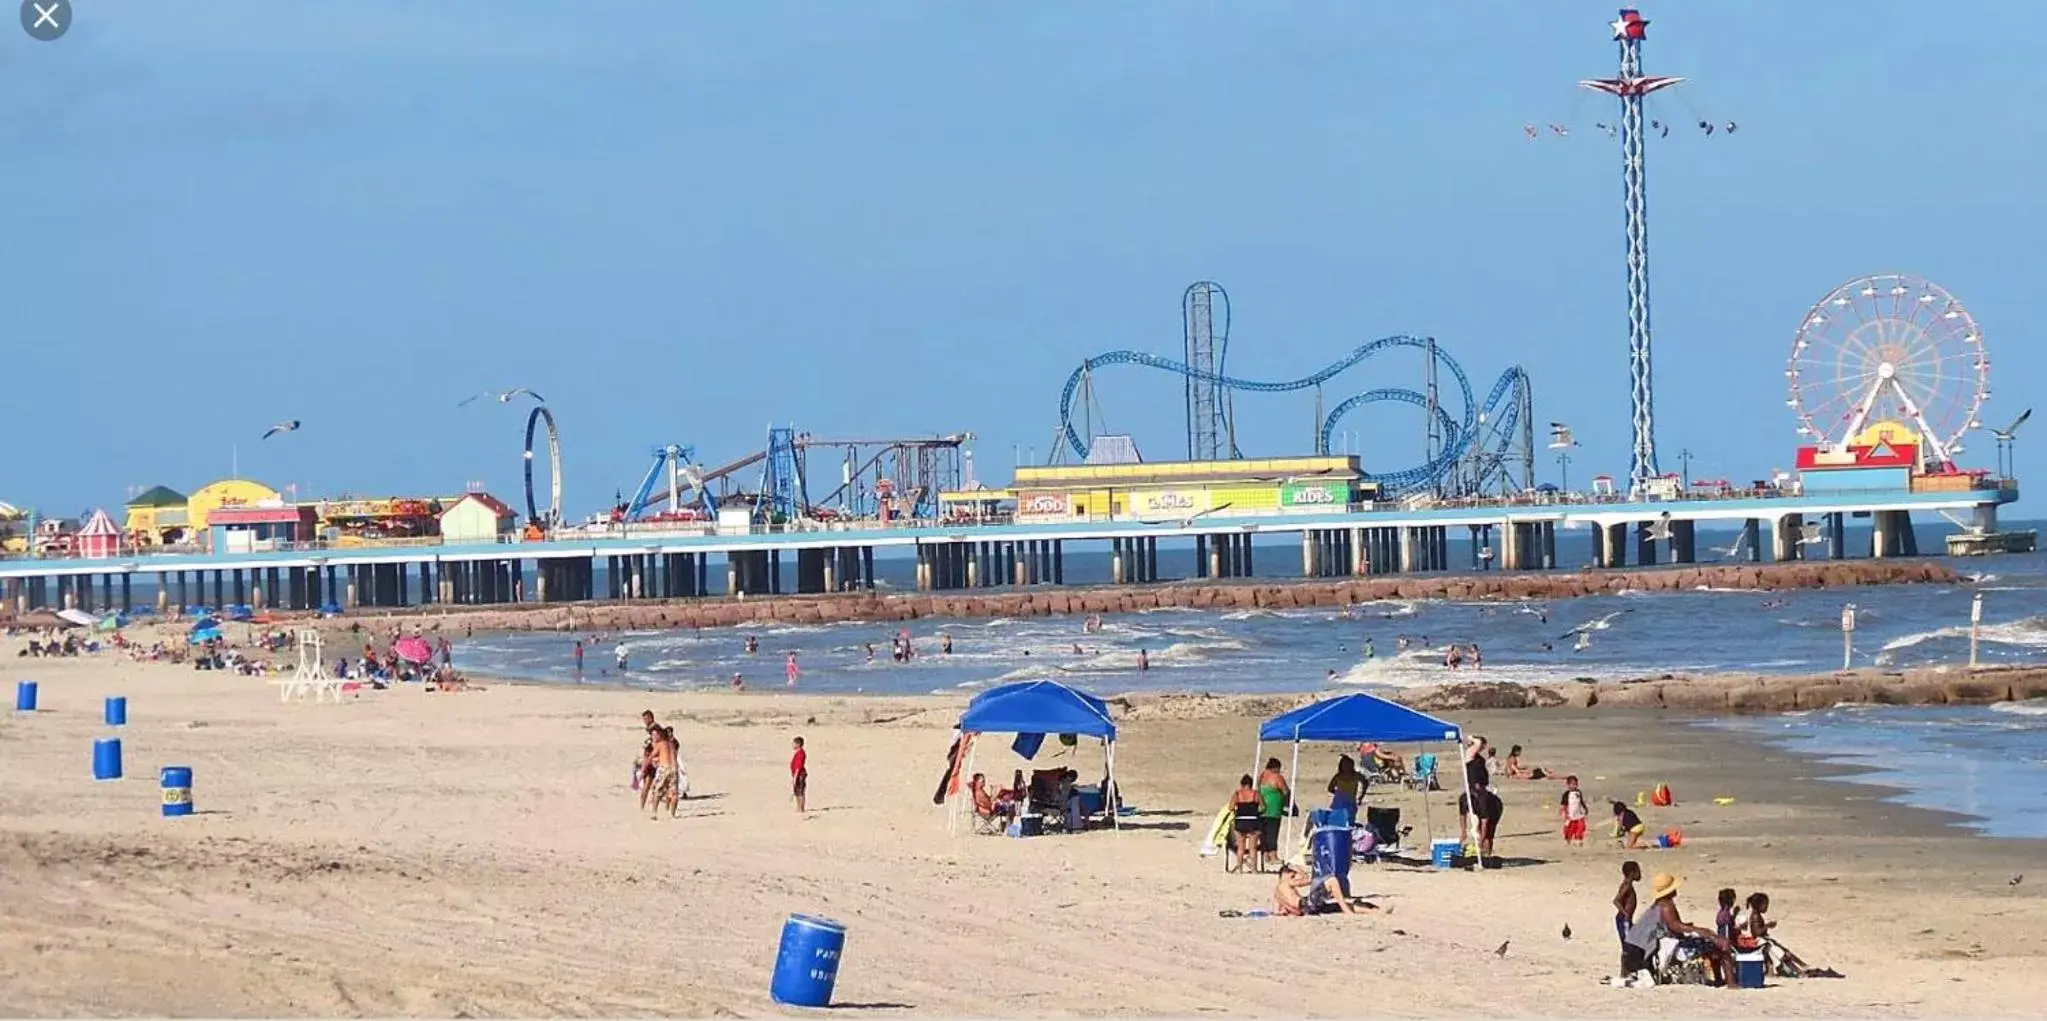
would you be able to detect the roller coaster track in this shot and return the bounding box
[523,406,562,528]
[1058,337,1530,494]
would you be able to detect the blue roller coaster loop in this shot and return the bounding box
[1317,366,1529,493]
[1059,335,1515,493]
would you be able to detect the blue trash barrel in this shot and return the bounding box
[104,696,128,726]
[1310,825,1353,883]
[770,914,846,1007]
[1430,838,1460,870]
[160,766,194,817]
[14,680,35,712]
[92,738,123,781]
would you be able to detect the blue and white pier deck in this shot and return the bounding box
[0,484,2016,616]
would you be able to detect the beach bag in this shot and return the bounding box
[1651,783,1674,807]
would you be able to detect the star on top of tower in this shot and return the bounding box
[1611,8,1649,41]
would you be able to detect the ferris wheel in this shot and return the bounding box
[1786,273,1989,465]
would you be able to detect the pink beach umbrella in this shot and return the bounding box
[393,636,434,665]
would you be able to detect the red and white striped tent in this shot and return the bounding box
[76,508,121,559]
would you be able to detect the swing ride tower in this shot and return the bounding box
[1579,8,1683,494]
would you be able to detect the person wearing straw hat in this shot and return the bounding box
[1621,873,1735,986]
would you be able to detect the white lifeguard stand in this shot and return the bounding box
[276,628,341,702]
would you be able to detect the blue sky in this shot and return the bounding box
[4,1,2041,517]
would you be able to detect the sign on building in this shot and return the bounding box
[1279,482,1350,509]
[1132,489,1212,515]
[1015,491,1072,518]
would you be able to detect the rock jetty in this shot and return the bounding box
[327,558,1956,635]
[1395,664,2047,714]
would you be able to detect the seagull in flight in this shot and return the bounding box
[260,420,301,440]
[458,388,547,407]
[1639,511,1674,542]
[1558,609,1632,641]
[1138,503,1234,528]
[1710,532,1747,560]
[1797,521,1828,546]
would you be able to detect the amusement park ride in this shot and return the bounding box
[1055,281,1537,499]
[587,429,973,530]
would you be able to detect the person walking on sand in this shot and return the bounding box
[790,736,809,814]
[785,651,800,687]
[649,726,680,819]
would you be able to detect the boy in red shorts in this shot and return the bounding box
[1559,774,1590,846]
[790,736,809,814]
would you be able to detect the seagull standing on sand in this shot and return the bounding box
[260,420,301,440]
[457,387,547,407]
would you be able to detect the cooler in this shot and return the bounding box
[1734,951,1767,989]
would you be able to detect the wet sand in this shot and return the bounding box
[1,643,2042,1017]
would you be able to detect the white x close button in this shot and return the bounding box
[21,0,70,41]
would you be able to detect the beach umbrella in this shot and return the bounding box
[393,636,433,664]
[189,626,223,645]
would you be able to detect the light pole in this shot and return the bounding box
[1548,421,1579,495]
[1677,448,1693,493]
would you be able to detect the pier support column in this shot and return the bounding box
[1301,532,1319,578]
[1636,522,1658,567]
[1111,539,1126,585]
[1670,519,1697,564]
[1829,513,1847,559]
[1742,519,1762,562]
[1398,528,1417,573]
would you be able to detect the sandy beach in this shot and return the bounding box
[3,633,2044,1017]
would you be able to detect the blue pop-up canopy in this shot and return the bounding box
[1258,692,1460,744]
[960,680,1116,739]
[951,680,1119,833]
[1254,692,1466,856]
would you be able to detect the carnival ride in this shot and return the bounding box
[619,427,972,525]
[1056,286,1535,497]
[523,405,563,529]
[1787,273,1989,467]
[618,444,713,522]
[1524,9,1736,493]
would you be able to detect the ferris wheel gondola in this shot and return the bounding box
[1785,273,1989,467]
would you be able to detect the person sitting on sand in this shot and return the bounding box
[1502,744,1549,780]
[1622,873,1734,986]
[1273,863,1382,916]
[1740,891,1817,977]
[1612,801,1648,849]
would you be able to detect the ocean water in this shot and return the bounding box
[451,529,2047,838]
[1703,702,2047,839]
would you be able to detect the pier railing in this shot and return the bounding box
[0,477,2015,564]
